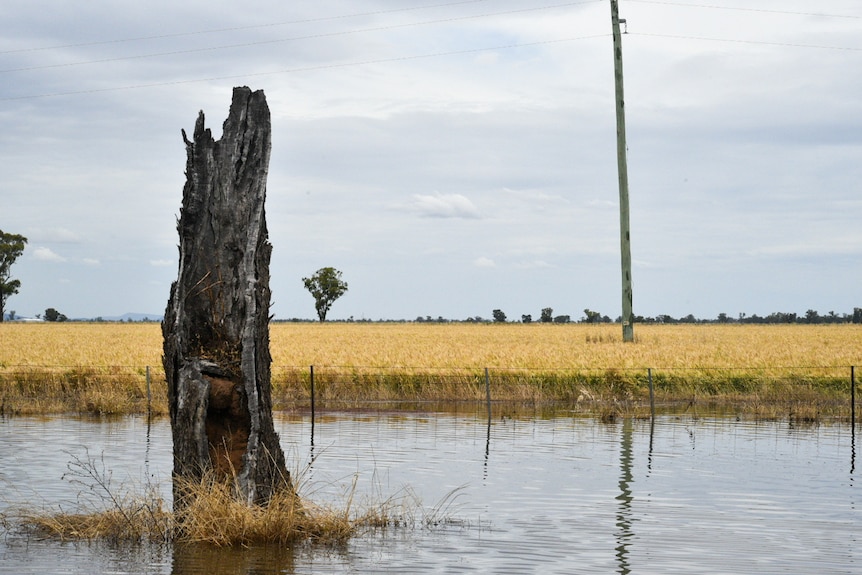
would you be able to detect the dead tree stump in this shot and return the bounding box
[162,86,290,510]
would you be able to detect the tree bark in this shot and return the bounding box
[162,86,290,510]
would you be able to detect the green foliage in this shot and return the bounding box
[44,307,68,322]
[583,309,603,323]
[0,230,28,322]
[492,309,507,323]
[540,307,553,323]
[302,267,348,322]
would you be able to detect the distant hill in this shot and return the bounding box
[99,312,164,322]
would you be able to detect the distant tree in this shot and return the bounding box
[765,312,797,324]
[521,314,532,324]
[44,307,68,322]
[540,307,553,323]
[805,309,820,324]
[0,230,28,323]
[853,308,862,324]
[7,310,15,321]
[302,267,348,322]
[492,309,507,323]
[583,309,602,324]
[717,313,730,323]
[553,315,570,324]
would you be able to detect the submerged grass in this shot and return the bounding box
[12,450,421,547]
[0,365,166,416]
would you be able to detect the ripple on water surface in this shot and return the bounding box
[1,413,858,574]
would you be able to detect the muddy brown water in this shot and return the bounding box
[0,410,858,574]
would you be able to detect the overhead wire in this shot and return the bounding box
[0,33,609,101]
[2,0,859,101]
[0,0,602,70]
[625,0,862,20]
[0,0,498,55]
[630,32,862,52]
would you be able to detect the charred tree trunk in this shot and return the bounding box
[162,86,290,510]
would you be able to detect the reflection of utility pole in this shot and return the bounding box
[611,0,634,342]
[615,418,634,574]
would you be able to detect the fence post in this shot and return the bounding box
[852,366,856,429]
[310,365,315,423]
[309,365,316,446]
[485,367,492,421]
[145,365,152,415]
[648,368,655,420]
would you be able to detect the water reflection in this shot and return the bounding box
[646,418,655,474]
[1,412,860,574]
[172,543,297,575]
[615,418,634,575]
[484,412,491,478]
[852,424,856,476]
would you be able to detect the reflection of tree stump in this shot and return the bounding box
[162,86,290,510]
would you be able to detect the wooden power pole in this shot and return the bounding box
[611,0,634,342]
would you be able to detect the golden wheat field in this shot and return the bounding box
[1,321,860,369]
[1,322,860,415]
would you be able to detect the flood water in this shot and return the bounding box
[1,409,859,574]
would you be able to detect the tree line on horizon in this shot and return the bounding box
[469,307,862,325]
[3,234,861,326]
[277,307,862,325]
[4,307,862,325]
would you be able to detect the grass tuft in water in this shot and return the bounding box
[12,450,431,547]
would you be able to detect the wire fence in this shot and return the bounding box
[0,364,857,421]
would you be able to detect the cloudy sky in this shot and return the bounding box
[2,0,860,321]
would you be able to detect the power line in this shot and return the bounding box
[0,1,603,66]
[0,34,609,101]
[0,0,496,55]
[0,2,597,75]
[631,31,862,52]
[626,0,862,20]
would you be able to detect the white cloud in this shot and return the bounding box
[32,247,66,262]
[2,1,861,320]
[413,192,480,219]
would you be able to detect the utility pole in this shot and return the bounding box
[610,0,634,342]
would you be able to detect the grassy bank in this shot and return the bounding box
[0,322,859,416]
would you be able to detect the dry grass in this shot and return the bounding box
[14,450,172,544]
[1,322,859,414]
[14,450,415,547]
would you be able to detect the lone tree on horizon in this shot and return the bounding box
[303,267,348,322]
[162,87,291,511]
[0,230,27,322]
